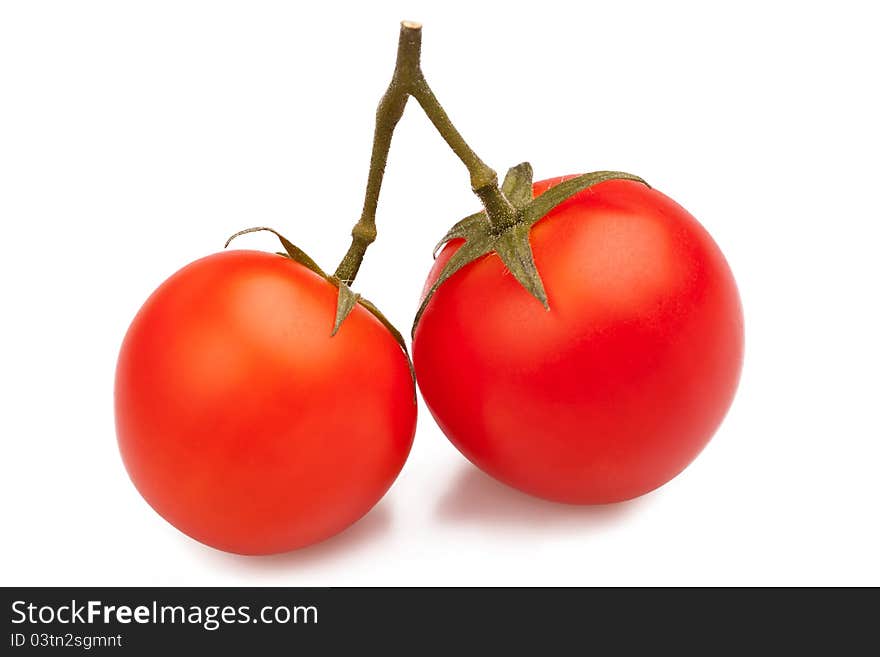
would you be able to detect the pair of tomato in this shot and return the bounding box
[115,177,743,554]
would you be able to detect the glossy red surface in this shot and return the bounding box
[116,250,416,553]
[414,177,743,503]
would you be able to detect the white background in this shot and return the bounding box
[1,1,878,586]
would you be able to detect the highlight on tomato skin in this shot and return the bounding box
[114,250,416,555]
[412,177,744,505]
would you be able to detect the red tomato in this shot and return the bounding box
[115,250,415,554]
[413,177,743,504]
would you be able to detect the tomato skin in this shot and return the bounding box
[115,250,415,554]
[413,177,743,504]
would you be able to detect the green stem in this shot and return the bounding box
[333,24,414,283]
[334,21,512,282]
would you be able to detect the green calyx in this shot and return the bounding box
[412,164,650,334]
[217,25,648,364]
[224,227,410,359]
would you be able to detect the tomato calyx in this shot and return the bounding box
[224,227,411,359]
[412,164,650,334]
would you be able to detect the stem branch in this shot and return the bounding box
[334,21,510,282]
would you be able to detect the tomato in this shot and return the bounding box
[413,177,743,504]
[115,250,416,554]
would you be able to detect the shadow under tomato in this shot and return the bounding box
[435,465,645,531]
[195,502,394,570]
